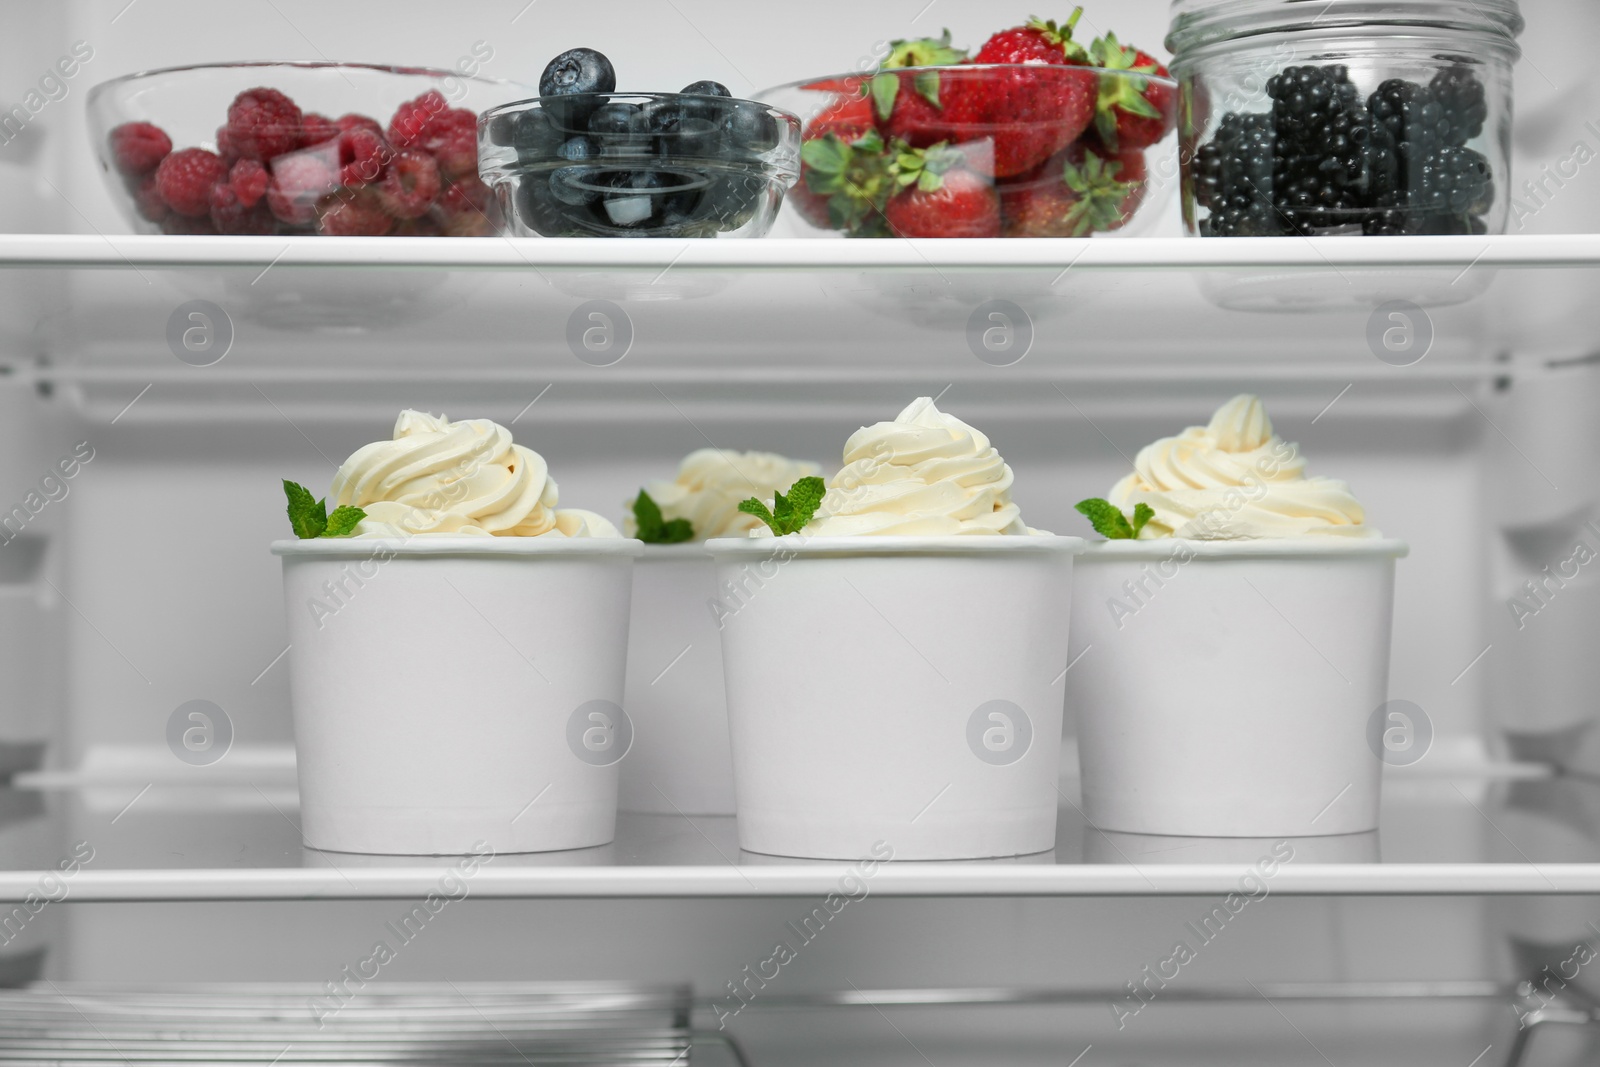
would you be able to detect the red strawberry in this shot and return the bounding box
[1089,33,1176,151]
[796,94,891,233]
[806,91,875,144]
[884,144,999,238]
[972,11,1089,65]
[796,130,896,236]
[999,141,1146,237]
[867,31,967,148]
[941,62,1097,177]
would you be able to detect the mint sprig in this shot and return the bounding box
[284,480,366,539]
[739,476,827,536]
[1075,498,1155,540]
[632,489,694,544]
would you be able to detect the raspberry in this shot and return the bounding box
[226,87,303,161]
[301,112,339,146]
[436,176,498,236]
[155,147,227,217]
[161,212,218,235]
[317,187,394,236]
[216,126,240,167]
[130,173,169,223]
[337,113,383,137]
[393,216,444,236]
[420,109,478,180]
[266,149,337,227]
[338,126,390,187]
[376,149,441,219]
[108,122,171,177]
[209,182,275,234]
[388,90,448,149]
[229,159,269,208]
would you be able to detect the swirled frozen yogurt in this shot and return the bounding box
[628,449,822,540]
[795,396,1039,536]
[331,410,619,538]
[1108,394,1374,539]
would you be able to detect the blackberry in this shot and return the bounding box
[1429,65,1489,146]
[1363,209,1486,236]
[1193,112,1279,236]
[1268,65,1372,233]
[1413,145,1494,214]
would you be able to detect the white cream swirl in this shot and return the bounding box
[330,410,620,539]
[627,449,822,540]
[1109,394,1375,539]
[797,397,1038,536]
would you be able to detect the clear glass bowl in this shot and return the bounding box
[87,62,533,236]
[479,93,801,238]
[1166,0,1524,237]
[759,64,1179,238]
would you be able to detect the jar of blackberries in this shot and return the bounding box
[1166,0,1522,237]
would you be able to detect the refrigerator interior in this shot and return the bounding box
[0,0,1596,1063]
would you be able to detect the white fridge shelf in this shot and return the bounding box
[0,233,1598,272]
[3,761,1597,901]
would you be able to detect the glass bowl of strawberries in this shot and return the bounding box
[87,61,533,236]
[760,11,1178,238]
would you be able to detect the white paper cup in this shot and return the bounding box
[1069,539,1408,838]
[619,547,733,815]
[707,535,1084,861]
[273,537,642,855]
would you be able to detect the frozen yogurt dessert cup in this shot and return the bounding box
[708,398,1083,861]
[1068,395,1407,838]
[273,410,640,856]
[620,449,821,816]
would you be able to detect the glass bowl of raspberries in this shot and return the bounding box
[1168,0,1523,237]
[87,61,533,236]
[759,14,1179,238]
[479,48,802,238]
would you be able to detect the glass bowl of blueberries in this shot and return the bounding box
[480,48,801,238]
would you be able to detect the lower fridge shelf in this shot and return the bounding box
[0,981,1589,1067]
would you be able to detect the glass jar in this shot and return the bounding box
[1166,0,1523,237]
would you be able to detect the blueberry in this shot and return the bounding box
[514,174,572,236]
[679,81,733,124]
[539,47,615,127]
[486,112,518,147]
[540,48,616,97]
[680,80,732,98]
[550,166,602,206]
[709,172,765,230]
[512,109,563,160]
[556,136,598,163]
[719,104,779,154]
[639,102,719,159]
[587,101,639,139]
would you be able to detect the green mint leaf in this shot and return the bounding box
[869,72,900,122]
[633,490,696,544]
[779,476,827,534]
[321,506,366,538]
[1074,498,1134,540]
[738,497,781,535]
[1130,503,1156,539]
[631,489,665,542]
[283,479,327,539]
